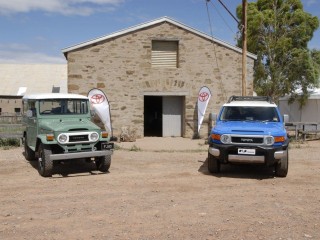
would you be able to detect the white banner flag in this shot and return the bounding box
[88,89,112,133]
[197,86,212,134]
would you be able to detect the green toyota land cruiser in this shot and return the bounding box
[22,93,113,177]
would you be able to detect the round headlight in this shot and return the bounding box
[90,132,99,141]
[220,134,231,144]
[265,136,274,145]
[58,134,68,143]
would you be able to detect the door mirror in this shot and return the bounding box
[26,110,33,118]
[211,113,217,121]
[283,114,289,123]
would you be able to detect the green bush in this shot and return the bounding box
[0,138,20,147]
[129,145,141,152]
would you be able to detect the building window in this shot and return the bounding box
[14,108,21,115]
[152,40,178,68]
[52,86,60,93]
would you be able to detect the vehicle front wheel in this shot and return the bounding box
[208,152,220,173]
[275,148,288,177]
[24,135,35,161]
[38,143,53,177]
[96,155,111,172]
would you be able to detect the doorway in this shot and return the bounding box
[144,96,162,136]
[144,96,184,137]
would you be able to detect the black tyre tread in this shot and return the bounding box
[24,135,36,161]
[275,148,288,178]
[208,152,220,173]
[38,143,53,177]
[96,155,111,172]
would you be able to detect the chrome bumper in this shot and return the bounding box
[274,150,286,160]
[209,147,220,157]
[49,150,113,161]
[209,146,286,163]
[228,154,265,163]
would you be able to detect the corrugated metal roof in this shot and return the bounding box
[0,64,67,96]
[62,16,257,60]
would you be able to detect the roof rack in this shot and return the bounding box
[227,95,274,103]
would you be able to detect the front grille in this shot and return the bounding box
[232,136,264,144]
[69,135,89,142]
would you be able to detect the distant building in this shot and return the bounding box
[0,64,67,114]
[279,89,320,123]
[63,16,257,138]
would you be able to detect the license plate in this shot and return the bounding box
[238,148,256,155]
[102,142,114,150]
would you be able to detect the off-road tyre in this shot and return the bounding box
[96,155,111,172]
[24,135,35,161]
[275,148,288,178]
[208,152,220,173]
[38,143,53,177]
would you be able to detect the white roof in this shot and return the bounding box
[22,93,88,100]
[224,101,277,107]
[0,64,67,96]
[62,16,257,60]
[280,88,320,100]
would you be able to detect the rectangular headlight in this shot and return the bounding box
[101,131,109,138]
[274,136,285,143]
[211,134,220,141]
[46,134,54,141]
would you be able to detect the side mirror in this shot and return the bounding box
[211,113,217,121]
[26,110,33,118]
[283,114,289,123]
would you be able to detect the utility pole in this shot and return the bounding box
[242,0,247,96]
[209,0,248,96]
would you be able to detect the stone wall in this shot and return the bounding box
[0,96,22,114]
[66,22,255,138]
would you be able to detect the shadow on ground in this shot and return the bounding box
[23,151,107,178]
[198,157,276,180]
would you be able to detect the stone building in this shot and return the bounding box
[62,17,256,138]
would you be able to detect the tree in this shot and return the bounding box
[236,0,320,104]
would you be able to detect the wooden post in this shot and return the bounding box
[242,0,247,96]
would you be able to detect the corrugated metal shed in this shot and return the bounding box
[279,88,320,122]
[0,64,67,96]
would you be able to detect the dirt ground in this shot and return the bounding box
[0,137,319,240]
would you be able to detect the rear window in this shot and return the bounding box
[220,106,280,122]
[39,99,88,115]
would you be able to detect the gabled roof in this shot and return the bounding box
[62,16,257,60]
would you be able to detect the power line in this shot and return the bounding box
[206,0,236,35]
[216,0,240,24]
[205,0,228,102]
[207,0,244,32]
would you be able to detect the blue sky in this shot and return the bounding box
[0,0,319,64]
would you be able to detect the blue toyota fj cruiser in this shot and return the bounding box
[208,96,289,177]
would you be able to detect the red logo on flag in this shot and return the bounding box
[90,94,105,104]
[199,92,209,102]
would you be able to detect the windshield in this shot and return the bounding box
[39,99,89,115]
[220,106,280,122]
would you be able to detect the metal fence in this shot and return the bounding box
[0,113,22,124]
[0,124,24,138]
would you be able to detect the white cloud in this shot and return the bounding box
[0,0,124,16]
[0,43,66,64]
[304,0,317,6]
